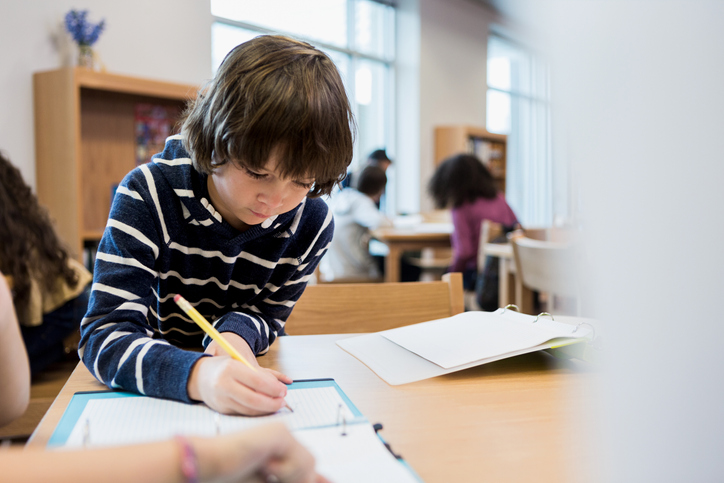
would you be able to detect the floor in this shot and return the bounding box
[0,358,77,446]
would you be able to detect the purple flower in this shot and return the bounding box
[64,10,105,46]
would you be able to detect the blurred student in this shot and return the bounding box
[80,35,354,416]
[428,153,519,309]
[0,152,92,376]
[340,148,393,190]
[321,165,392,281]
[0,274,327,483]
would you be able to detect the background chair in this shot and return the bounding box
[285,272,464,335]
[510,233,580,315]
[462,220,504,311]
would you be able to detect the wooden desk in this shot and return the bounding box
[371,225,452,283]
[29,334,594,483]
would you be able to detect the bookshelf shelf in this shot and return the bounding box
[34,67,197,259]
[434,125,507,192]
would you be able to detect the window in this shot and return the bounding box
[486,34,553,227]
[211,0,396,177]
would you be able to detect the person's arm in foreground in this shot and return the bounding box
[1,422,329,483]
[0,272,30,427]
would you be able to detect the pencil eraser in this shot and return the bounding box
[174,294,181,303]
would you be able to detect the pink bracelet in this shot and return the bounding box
[175,435,199,483]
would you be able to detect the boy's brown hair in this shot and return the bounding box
[181,35,355,198]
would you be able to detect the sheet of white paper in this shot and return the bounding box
[336,332,572,385]
[63,386,357,448]
[295,424,419,483]
[380,310,590,369]
[337,311,594,385]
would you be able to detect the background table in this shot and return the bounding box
[29,334,595,483]
[370,225,452,283]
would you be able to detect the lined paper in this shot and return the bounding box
[63,386,357,448]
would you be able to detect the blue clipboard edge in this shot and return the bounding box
[47,379,363,448]
[47,390,138,447]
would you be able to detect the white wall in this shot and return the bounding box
[417,0,498,213]
[0,0,213,188]
[0,0,503,215]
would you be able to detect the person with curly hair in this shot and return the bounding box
[0,151,92,375]
[428,153,519,308]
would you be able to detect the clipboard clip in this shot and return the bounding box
[372,423,403,460]
[83,419,90,447]
[337,403,347,436]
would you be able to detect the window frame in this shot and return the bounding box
[211,1,397,183]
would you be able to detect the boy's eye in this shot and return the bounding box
[294,180,314,190]
[243,167,266,180]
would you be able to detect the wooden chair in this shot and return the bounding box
[312,264,383,284]
[285,272,464,335]
[510,234,580,315]
[460,220,504,310]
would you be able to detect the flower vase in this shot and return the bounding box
[77,45,94,69]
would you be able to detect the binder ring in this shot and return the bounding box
[534,312,554,323]
[573,321,596,339]
[502,304,519,313]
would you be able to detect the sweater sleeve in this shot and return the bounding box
[450,206,476,273]
[211,204,335,354]
[351,196,392,229]
[79,166,205,403]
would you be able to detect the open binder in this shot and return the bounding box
[48,379,421,483]
[336,307,596,385]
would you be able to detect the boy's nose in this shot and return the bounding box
[259,190,284,209]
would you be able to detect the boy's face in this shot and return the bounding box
[207,149,314,232]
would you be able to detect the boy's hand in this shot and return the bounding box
[187,333,292,415]
[205,332,293,384]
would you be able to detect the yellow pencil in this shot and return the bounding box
[173,294,293,412]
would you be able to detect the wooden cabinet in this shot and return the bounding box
[434,125,507,192]
[34,67,197,259]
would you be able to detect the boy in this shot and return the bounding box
[321,165,391,281]
[80,35,354,416]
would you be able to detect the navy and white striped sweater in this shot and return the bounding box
[79,135,333,402]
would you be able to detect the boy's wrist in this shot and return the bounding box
[187,356,209,402]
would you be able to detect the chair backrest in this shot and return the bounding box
[523,226,576,243]
[477,220,504,275]
[285,272,465,335]
[511,235,579,298]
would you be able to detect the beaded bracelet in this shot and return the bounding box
[175,435,199,483]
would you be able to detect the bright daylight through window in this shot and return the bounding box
[211,0,396,175]
[486,34,552,226]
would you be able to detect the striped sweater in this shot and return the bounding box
[79,135,333,402]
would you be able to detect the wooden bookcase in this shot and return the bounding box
[434,125,507,192]
[34,67,198,259]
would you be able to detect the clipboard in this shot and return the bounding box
[48,379,422,483]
